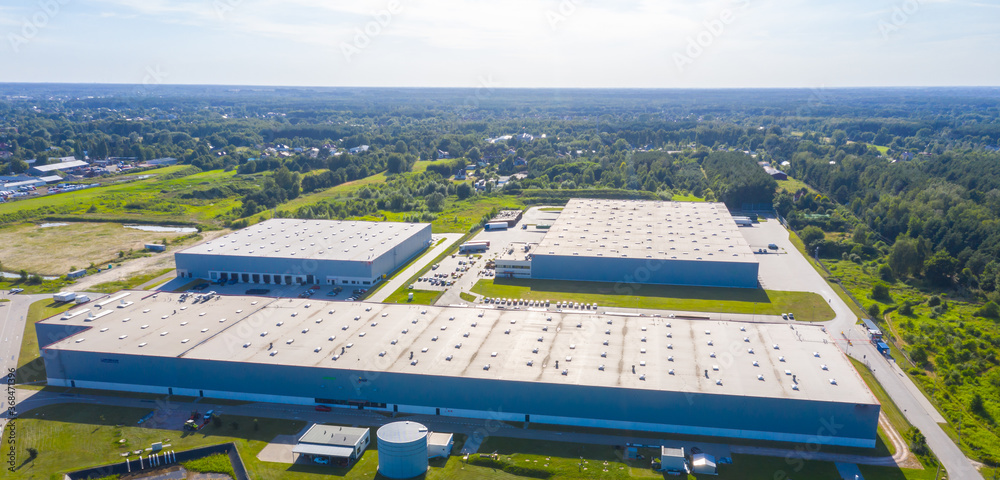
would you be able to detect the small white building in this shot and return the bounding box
[427,432,453,459]
[659,446,688,474]
[294,424,370,466]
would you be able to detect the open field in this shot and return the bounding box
[0,166,250,227]
[16,299,75,384]
[90,267,176,294]
[3,403,306,480]
[776,176,817,195]
[670,193,705,202]
[0,222,190,275]
[4,400,939,480]
[382,288,443,305]
[471,279,836,321]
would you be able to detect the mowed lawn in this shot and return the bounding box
[472,279,835,321]
[0,222,189,275]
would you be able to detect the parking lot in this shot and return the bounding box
[433,206,562,305]
[737,217,832,294]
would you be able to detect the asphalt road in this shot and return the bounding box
[0,291,47,435]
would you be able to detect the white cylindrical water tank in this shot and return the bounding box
[377,421,429,479]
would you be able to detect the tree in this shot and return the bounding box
[386,153,410,174]
[467,147,482,162]
[799,226,825,248]
[878,264,894,282]
[871,283,891,302]
[19,270,27,282]
[456,183,473,200]
[394,140,408,154]
[426,192,445,212]
[924,251,958,287]
[889,237,922,278]
[867,303,881,319]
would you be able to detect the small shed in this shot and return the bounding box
[692,453,718,475]
[427,432,453,459]
[294,424,370,466]
[67,269,87,279]
[659,446,687,474]
[145,243,166,252]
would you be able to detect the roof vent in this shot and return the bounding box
[779,356,786,362]
[752,360,759,366]
[668,369,675,375]
[829,378,837,385]
[821,364,829,370]
[716,379,723,385]
[758,375,765,381]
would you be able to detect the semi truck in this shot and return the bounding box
[459,241,490,253]
[862,318,891,356]
[53,292,77,302]
[484,222,508,231]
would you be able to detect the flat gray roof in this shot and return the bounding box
[42,291,876,405]
[535,199,757,264]
[299,424,369,447]
[177,219,430,263]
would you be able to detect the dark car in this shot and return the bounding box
[767,243,779,250]
[315,405,332,412]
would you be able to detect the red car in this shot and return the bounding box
[315,405,332,412]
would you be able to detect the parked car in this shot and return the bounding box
[767,243,779,250]
[315,405,332,412]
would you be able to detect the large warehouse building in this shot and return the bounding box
[174,219,432,288]
[38,291,879,447]
[500,199,759,288]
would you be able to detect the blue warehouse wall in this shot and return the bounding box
[44,349,878,447]
[174,224,430,284]
[530,255,759,288]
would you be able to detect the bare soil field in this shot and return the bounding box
[0,222,191,275]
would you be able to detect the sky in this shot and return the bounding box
[1,0,998,88]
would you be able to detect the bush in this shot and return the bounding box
[974,301,1000,319]
[927,295,941,307]
[878,264,894,282]
[182,453,236,478]
[871,282,891,302]
[467,456,552,479]
[868,303,881,318]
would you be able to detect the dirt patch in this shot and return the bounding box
[0,222,193,275]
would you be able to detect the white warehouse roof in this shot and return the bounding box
[41,291,876,405]
[535,199,757,263]
[178,219,431,263]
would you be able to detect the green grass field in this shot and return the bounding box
[0,166,246,227]
[4,401,939,480]
[89,268,176,294]
[471,279,835,321]
[776,176,817,195]
[382,288,444,305]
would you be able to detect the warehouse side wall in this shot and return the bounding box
[530,255,759,288]
[174,224,430,286]
[43,350,878,447]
